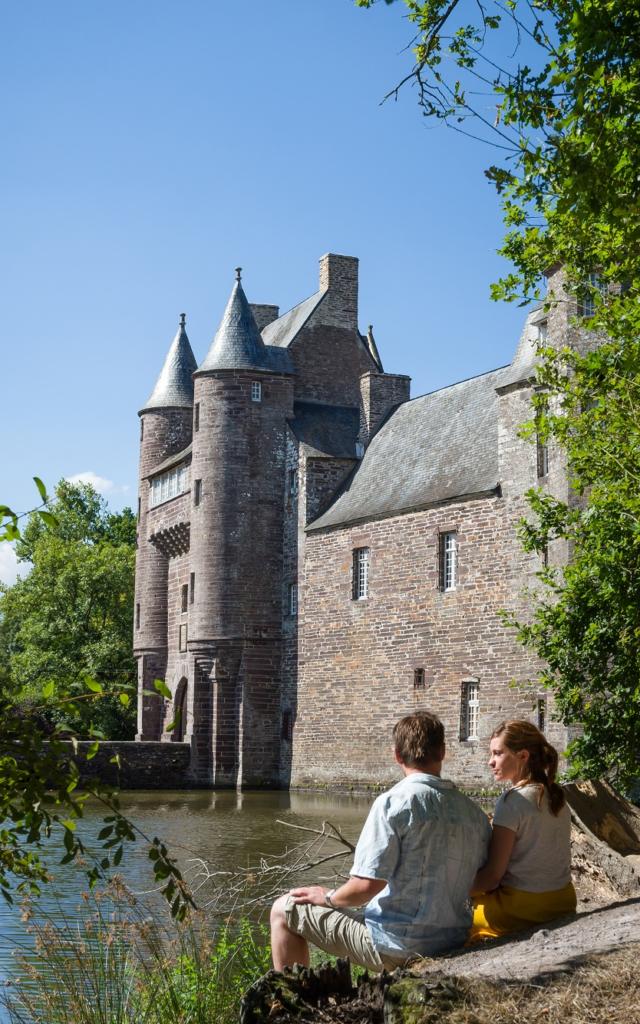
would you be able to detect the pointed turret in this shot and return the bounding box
[141,314,197,411]
[198,268,269,372]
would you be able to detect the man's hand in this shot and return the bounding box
[289,885,329,906]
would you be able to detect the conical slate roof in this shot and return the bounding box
[141,315,197,411]
[198,269,270,372]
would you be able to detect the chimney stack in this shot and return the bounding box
[319,253,359,328]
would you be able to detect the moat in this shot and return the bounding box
[0,789,374,1022]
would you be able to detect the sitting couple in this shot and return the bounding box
[271,711,576,972]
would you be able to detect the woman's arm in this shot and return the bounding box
[470,825,517,895]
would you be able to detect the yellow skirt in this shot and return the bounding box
[469,882,577,942]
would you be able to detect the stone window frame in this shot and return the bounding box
[460,678,480,741]
[413,668,426,690]
[536,695,547,733]
[439,530,458,592]
[352,547,370,601]
[150,464,189,508]
[194,402,200,432]
[135,603,140,630]
[181,584,188,614]
[179,623,188,653]
[194,478,202,506]
[288,468,298,497]
[578,272,606,319]
[251,381,262,403]
[535,395,549,479]
[288,581,298,616]
[189,572,195,605]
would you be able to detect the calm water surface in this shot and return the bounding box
[0,790,374,1020]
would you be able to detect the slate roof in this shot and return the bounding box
[141,316,197,411]
[146,443,192,479]
[288,401,360,459]
[308,367,506,531]
[198,273,294,374]
[498,309,543,390]
[261,291,325,348]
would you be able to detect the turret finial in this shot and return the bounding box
[179,313,186,328]
[235,267,242,282]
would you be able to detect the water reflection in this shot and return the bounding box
[0,789,374,1023]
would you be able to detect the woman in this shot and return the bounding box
[469,719,576,941]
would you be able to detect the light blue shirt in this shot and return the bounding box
[350,773,491,957]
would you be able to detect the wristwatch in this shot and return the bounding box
[324,888,338,909]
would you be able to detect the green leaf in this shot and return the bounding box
[153,678,172,699]
[37,510,58,530]
[42,681,55,699]
[85,741,100,760]
[33,477,48,503]
[84,678,103,694]
[118,692,130,706]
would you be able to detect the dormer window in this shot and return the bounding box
[251,381,262,402]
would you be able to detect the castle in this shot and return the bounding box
[134,253,575,789]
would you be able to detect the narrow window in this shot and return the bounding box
[352,547,370,600]
[189,572,195,605]
[137,496,141,520]
[536,697,546,733]
[181,584,188,613]
[140,419,144,440]
[288,582,298,616]
[461,680,480,741]
[194,479,202,506]
[413,668,426,690]
[251,381,262,402]
[537,320,548,343]
[179,623,188,653]
[536,401,549,478]
[439,532,457,591]
[136,603,140,630]
[578,272,604,318]
[194,402,200,432]
[281,709,293,742]
[288,468,298,497]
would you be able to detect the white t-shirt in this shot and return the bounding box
[493,784,572,892]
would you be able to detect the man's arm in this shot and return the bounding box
[289,875,386,908]
[469,825,516,895]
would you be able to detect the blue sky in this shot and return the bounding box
[1,0,529,583]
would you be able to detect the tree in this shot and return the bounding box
[1,480,137,738]
[357,0,640,785]
[0,481,192,915]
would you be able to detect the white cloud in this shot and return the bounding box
[0,544,20,587]
[66,471,115,494]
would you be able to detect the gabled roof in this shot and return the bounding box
[261,291,325,348]
[288,401,360,459]
[308,367,506,531]
[141,316,197,412]
[497,309,543,391]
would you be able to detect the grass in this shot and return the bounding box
[2,883,272,1024]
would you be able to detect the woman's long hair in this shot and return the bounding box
[493,719,565,816]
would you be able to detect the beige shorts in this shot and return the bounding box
[284,895,409,972]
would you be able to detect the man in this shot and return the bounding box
[270,711,491,971]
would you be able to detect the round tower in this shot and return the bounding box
[135,314,197,740]
[188,269,294,785]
